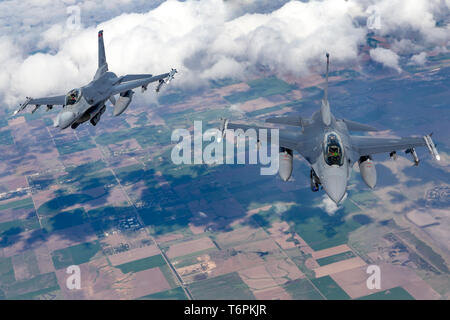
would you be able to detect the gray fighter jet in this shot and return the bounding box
[14,30,177,129]
[220,53,440,204]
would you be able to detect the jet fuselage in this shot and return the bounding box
[299,110,359,203]
[54,71,119,129]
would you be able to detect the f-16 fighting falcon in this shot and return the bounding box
[14,30,177,129]
[220,53,440,204]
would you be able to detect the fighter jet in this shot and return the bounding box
[14,30,177,129]
[220,53,440,204]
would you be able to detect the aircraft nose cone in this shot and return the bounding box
[55,111,75,129]
[323,175,346,204]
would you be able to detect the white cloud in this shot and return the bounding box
[361,0,450,44]
[0,0,367,107]
[390,39,424,55]
[317,195,337,215]
[229,103,245,115]
[369,47,402,72]
[0,0,448,108]
[317,193,348,215]
[409,52,427,65]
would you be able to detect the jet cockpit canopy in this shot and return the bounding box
[65,88,82,106]
[324,132,344,166]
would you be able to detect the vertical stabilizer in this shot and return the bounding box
[98,30,107,68]
[321,53,331,126]
[94,30,108,80]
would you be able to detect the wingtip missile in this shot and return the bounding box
[14,97,33,115]
[167,68,177,83]
[155,68,178,93]
[424,134,440,161]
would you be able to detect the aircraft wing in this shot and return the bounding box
[14,95,66,115]
[110,69,177,96]
[220,120,301,152]
[350,135,440,161]
[113,74,153,84]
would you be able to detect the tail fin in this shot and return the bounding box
[98,30,107,69]
[321,53,331,126]
[93,30,108,80]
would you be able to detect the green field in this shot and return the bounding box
[172,256,201,269]
[138,286,187,300]
[61,161,117,191]
[282,202,363,251]
[209,78,240,88]
[316,251,356,266]
[41,208,89,232]
[60,161,116,192]
[160,264,179,289]
[0,257,15,285]
[311,276,350,300]
[134,112,149,126]
[0,118,8,128]
[161,108,232,127]
[283,278,324,300]
[139,205,192,235]
[350,191,379,207]
[9,251,40,282]
[0,217,40,244]
[51,240,102,270]
[223,76,296,104]
[358,286,414,300]
[0,198,34,211]
[56,139,96,155]
[245,99,303,118]
[95,125,170,148]
[398,231,449,273]
[285,249,316,279]
[114,163,156,185]
[115,254,166,274]
[65,160,107,176]
[188,272,255,300]
[28,175,58,190]
[158,90,192,106]
[0,130,14,145]
[2,272,59,300]
[37,193,98,216]
[87,205,133,220]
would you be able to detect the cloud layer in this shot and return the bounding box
[1,0,448,108]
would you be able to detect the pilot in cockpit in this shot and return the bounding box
[325,133,343,166]
[66,89,80,106]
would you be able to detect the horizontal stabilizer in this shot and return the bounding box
[343,119,378,132]
[265,116,303,127]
